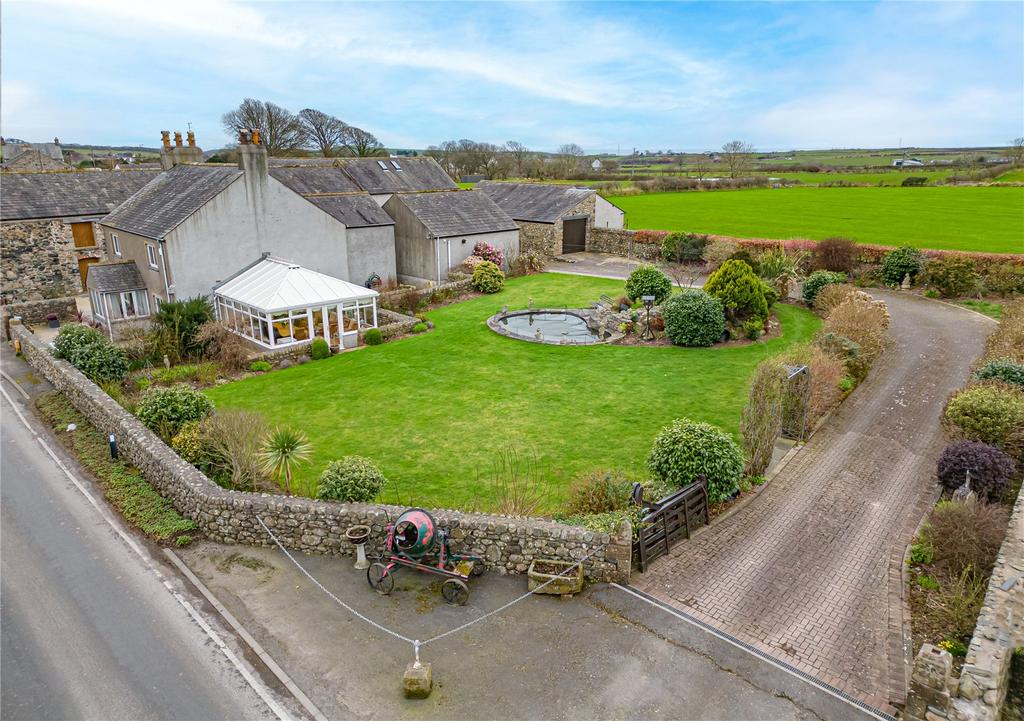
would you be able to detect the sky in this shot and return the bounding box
[2,0,1022,154]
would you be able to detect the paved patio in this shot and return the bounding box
[632,291,994,711]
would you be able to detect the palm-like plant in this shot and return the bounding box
[259,427,313,496]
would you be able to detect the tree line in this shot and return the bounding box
[221,98,386,157]
[424,140,616,180]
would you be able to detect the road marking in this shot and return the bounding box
[0,382,295,721]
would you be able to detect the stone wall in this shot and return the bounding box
[0,219,106,303]
[379,276,474,309]
[2,296,79,339]
[12,324,630,582]
[377,308,420,340]
[518,221,559,257]
[905,483,1024,721]
[587,227,662,262]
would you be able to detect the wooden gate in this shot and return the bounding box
[561,218,587,253]
[633,478,710,572]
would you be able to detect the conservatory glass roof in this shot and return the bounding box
[214,256,377,312]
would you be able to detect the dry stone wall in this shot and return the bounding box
[2,296,78,339]
[587,227,662,262]
[0,219,105,303]
[12,324,630,582]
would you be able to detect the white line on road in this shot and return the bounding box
[0,381,295,721]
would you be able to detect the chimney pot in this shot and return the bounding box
[251,129,262,145]
[161,131,171,148]
[173,132,183,147]
[187,131,196,148]
[54,137,60,145]
[238,129,250,145]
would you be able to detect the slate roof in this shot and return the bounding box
[86,260,146,292]
[391,190,518,238]
[338,157,457,194]
[268,167,393,228]
[101,165,242,240]
[476,181,594,224]
[0,170,160,221]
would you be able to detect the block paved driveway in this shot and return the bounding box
[633,291,993,712]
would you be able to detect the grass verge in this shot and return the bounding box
[958,299,1003,319]
[35,392,196,544]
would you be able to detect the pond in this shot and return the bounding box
[489,310,606,345]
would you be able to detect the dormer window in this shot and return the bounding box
[377,160,389,171]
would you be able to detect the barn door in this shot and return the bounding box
[78,257,99,290]
[561,218,587,254]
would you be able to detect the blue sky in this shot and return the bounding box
[2,0,1021,153]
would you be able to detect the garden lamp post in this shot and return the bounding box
[641,295,656,341]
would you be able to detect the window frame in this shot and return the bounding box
[146,243,158,270]
[110,233,122,256]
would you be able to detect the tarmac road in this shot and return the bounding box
[0,385,285,721]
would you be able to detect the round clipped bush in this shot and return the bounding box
[937,440,1016,501]
[624,264,672,303]
[137,384,214,439]
[973,358,1024,388]
[802,270,847,305]
[68,342,129,382]
[646,418,745,503]
[661,290,726,347]
[472,260,505,294]
[317,456,387,503]
[363,328,383,346]
[703,259,768,322]
[880,245,924,286]
[944,383,1024,456]
[53,324,104,359]
[310,337,330,360]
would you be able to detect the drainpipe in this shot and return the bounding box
[445,239,451,280]
[157,240,172,301]
[433,235,441,284]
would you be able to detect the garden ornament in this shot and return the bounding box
[640,295,656,341]
[346,525,371,570]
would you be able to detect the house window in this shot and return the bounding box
[111,234,121,256]
[146,243,158,269]
[118,290,149,318]
[377,160,389,171]
[120,291,137,317]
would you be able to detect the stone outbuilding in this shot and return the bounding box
[0,169,160,302]
[383,190,519,285]
[476,181,624,257]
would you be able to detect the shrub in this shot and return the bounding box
[391,288,424,315]
[919,500,1009,580]
[743,318,763,340]
[802,270,847,305]
[703,259,768,322]
[647,418,745,503]
[821,295,890,374]
[814,237,858,273]
[194,321,250,372]
[624,264,672,303]
[760,281,780,308]
[472,241,504,268]
[813,283,857,316]
[983,300,1023,364]
[702,238,737,269]
[781,343,847,430]
[171,421,209,469]
[471,260,505,294]
[661,232,708,264]
[137,384,214,440]
[983,263,1024,296]
[880,245,924,286]
[317,456,387,503]
[901,176,928,187]
[249,360,272,372]
[755,246,805,297]
[974,358,1024,388]
[310,337,331,360]
[200,409,268,491]
[564,470,632,515]
[943,382,1024,457]
[363,328,383,346]
[53,323,104,359]
[150,296,215,362]
[936,440,1016,501]
[411,322,428,334]
[727,249,757,271]
[260,426,313,496]
[925,256,978,298]
[740,361,787,476]
[69,342,130,383]
[661,290,726,347]
[508,251,546,276]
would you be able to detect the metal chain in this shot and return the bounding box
[256,515,601,654]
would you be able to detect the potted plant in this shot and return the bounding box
[527,558,584,598]
[45,313,59,329]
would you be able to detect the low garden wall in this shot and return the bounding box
[906,485,1024,721]
[12,324,630,582]
[2,296,78,340]
[587,227,661,262]
[379,277,474,309]
[377,308,420,340]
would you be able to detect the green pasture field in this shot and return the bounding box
[205,274,820,510]
[609,186,1024,254]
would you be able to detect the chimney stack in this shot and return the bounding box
[237,128,267,180]
[159,131,174,170]
[160,129,202,169]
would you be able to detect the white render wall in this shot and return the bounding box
[595,196,625,229]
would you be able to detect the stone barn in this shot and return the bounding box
[476,181,624,257]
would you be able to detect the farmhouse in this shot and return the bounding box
[383,190,519,285]
[0,169,160,302]
[97,131,397,319]
[477,181,624,256]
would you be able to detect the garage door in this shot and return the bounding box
[561,218,586,254]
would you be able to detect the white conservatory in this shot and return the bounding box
[213,256,379,350]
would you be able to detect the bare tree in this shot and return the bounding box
[221,98,304,155]
[556,143,585,178]
[341,126,386,157]
[693,156,710,181]
[721,140,754,178]
[505,141,530,177]
[297,108,349,157]
[1008,137,1024,165]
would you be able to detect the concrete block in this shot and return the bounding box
[403,662,432,699]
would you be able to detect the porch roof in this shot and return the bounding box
[213,256,377,313]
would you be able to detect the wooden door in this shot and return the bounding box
[561,218,587,254]
[78,257,99,290]
[71,222,95,248]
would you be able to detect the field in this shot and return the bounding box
[205,274,820,510]
[608,186,1024,253]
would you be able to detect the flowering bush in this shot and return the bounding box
[317,456,386,502]
[472,241,504,268]
[647,418,744,503]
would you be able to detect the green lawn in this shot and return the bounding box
[609,186,1024,254]
[205,274,820,510]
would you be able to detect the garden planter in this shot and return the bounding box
[46,314,59,329]
[527,559,584,598]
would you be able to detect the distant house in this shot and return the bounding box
[1,137,67,171]
[383,190,519,285]
[0,169,159,302]
[591,159,603,171]
[892,157,924,167]
[476,181,625,256]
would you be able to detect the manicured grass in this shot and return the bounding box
[958,299,1003,320]
[609,186,1024,254]
[206,274,820,510]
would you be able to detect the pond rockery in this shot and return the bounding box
[487,301,628,345]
